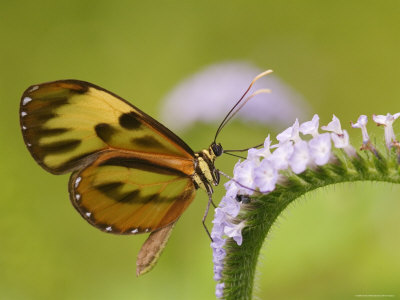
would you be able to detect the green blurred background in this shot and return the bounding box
[1,1,400,299]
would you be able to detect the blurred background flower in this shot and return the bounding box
[160,61,310,132]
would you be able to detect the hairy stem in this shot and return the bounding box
[221,150,400,299]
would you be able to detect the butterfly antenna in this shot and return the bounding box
[213,70,273,142]
[219,88,271,130]
[219,89,272,154]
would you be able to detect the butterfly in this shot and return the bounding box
[19,71,271,275]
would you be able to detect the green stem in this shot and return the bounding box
[221,150,400,300]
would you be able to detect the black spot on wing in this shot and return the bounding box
[95,182,123,201]
[139,193,175,204]
[34,112,58,123]
[61,81,89,94]
[23,98,69,118]
[99,156,187,177]
[119,190,141,203]
[94,181,174,204]
[132,136,167,149]
[96,182,124,193]
[23,98,68,125]
[54,150,100,173]
[41,139,81,154]
[95,123,117,143]
[95,182,139,203]
[119,112,142,129]
[32,81,88,97]
[36,127,69,137]
[95,182,134,202]
[35,97,69,106]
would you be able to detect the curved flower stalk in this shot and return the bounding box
[211,113,400,299]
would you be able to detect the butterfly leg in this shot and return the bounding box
[211,199,217,208]
[202,192,214,242]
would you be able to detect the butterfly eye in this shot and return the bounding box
[211,143,223,157]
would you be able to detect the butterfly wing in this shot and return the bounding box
[20,80,194,174]
[69,150,196,234]
[136,222,176,276]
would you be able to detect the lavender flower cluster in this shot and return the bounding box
[211,112,400,298]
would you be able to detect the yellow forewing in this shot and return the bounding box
[20,80,194,174]
[69,151,196,234]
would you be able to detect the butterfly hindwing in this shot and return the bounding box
[137,222,176,276]
[20,80,194,174]
[69,150,196,234]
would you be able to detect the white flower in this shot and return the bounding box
[372,113,400,148]
[256,135,273,158]
[289,140,310,174]
[331,129,357,157]
[254,159,278,192]
[221,196,241,218]
[276,119,300,144]
[331,129,349,148]
[211,208,228,237]
[224,181,239,199]
[269,141,294,170]
[224,221,246,246]
[308,133,332,165]
[211,237,226,253]
[372,113,400,125]
[215,282,225,298]
[213,264,224,281]
[299,114,320,137]
[246,148,261,164]
[233,160,257,194]
[351,115,369,143]
[321,114,343,135]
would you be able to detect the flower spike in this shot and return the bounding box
[211,111,400,298]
